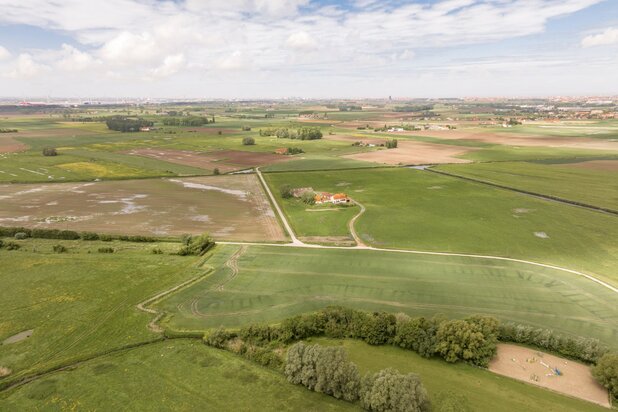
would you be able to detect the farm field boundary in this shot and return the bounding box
[427,168,618,215]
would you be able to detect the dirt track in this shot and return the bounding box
[489,344,609,407]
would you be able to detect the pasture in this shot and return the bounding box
[0,175,285,241]
[157,245,618,347]
[435,160,618,211]
[264,168,618,284]
[0,238,202,381]
[0,340,354,411]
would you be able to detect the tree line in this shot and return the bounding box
[161,116,213,126]
[105,116,153,132]
[259,127,322,140]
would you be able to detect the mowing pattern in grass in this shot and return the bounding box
[313,339,606,412]
[158,245,618,347]
[0,340,355,411]
[435,160,618,211]
[0,239,203,381]
[264,168,618,285]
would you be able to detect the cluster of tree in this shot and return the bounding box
[592,353,618,399]
[280,184,293,199]
[498,322,607,363]
[67,116,107,122]
[42,147,58,156]
[242,137,255,145]
[385,139,398,149]
[0,128,18,133]
[0,226,157,242]
[259,127,322,140]
[394,105,434,112]
[285,343,430,412]
[286,147,304,155]
[177,233,215,256]
[162,116,211,126]
[105,116,153,132]
[339,105,362,111]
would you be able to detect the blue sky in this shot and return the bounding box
[0,0,617,98]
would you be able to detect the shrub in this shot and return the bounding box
[592,353,618,398]
[52,244,67,253]
[360,368,430,412]
[213,168,220,175]
[99,234,113,242]
[4,241,21,251]
[81,232,99,241]
[241,126,251,131]
[151,247,163,255]
[280,184,293,199]
[385,139,398,149]
[301,191,316,205]
[287,147,304,155]
[242,137,255,145]
[0,239,3,248]
[0,227,31,237]
[239,324,279,345]
[42,147,58,156]
[243,346,283,369]
[204,327,237,349]
[97,247,114,253]
[395,316,441,358]
[177,233,215,256]
[358,312,397,345]
[14,232,28,240]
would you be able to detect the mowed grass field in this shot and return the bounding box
[0,238,203,381]
[435,160,618,211]
[0,341,354,411]
[158,245,618,347]
[312,339,606,412]
[265,168,618,285]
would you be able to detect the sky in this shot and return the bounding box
[0,0,617,99]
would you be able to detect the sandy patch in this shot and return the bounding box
[489,343,609,407]
[534,232,550,239]
[343,141,474,165]
[0,135,27,153]
[2,329,33,344]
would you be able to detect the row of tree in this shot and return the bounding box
[162,116,212,126]
[0,226,156,242]
[285,343,430,412]
[259,127,323,140]
[105,116,153,132]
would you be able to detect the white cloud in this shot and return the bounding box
[582,27,618,47]
[286,31,318,51]
[216,51,247,71]
[0,45,10,60]
[56,44,98,71]
[99,31,158,65]
[150,54,186,78]
[3,53,49,78]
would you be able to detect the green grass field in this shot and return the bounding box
[0,238,202,381]
[264,168,618,285]
[313,339,606,412]
[0,340,355,411]
[157,245,618,347]
[435,160,618,210]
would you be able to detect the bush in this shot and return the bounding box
[42,147,58,156]
[177,233,215,256]
[239,324,279,345]
[242,137,255,145]
[395,316,441,358]
[385,139,398,149]
[99,234,113,242]
[204,327,237,349]
[241,126,251,131]
[360,368,430,412]
[280,184,293,199]
[285,342,360,402]
[52,244,67,253]
[592,353,618,398]
[213,168,220,175]
[4,241,20,251]
[14,232,28,240]
[287,147,304,155]
[97,247,114,254]
[81,232,99,241]
[301,191,316,205]
[151,247,163,255]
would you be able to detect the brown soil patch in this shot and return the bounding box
[343,141,474,165]
[126,148,290,172]
[2,329,34,344]
[0,175,285,242]
[564,160,618,172]
[410,129,618,151]
[489,343,609,407]
[0,136,27,153]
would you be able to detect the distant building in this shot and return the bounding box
[315,192,350,205]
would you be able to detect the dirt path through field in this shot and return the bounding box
[348,199,368,248]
